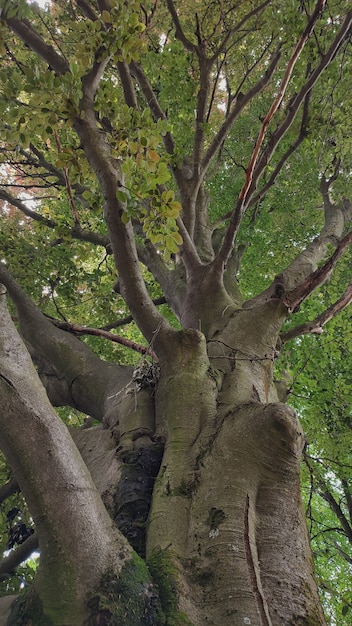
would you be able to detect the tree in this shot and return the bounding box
[0,0,351,623]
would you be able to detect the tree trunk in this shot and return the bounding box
[0,260,326,626]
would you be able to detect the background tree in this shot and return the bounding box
[0,0,351,624]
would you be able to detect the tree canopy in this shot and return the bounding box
[0,1,351,624]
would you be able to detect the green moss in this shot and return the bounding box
[88,553,164,625]
[8,587,54,626]
[173,480,194,498]
[206,507,226,530]
[147,548,194,626]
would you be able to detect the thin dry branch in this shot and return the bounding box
[52,320,158,360]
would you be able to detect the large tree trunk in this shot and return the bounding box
[142,306,326,625]
[0,269,326,625]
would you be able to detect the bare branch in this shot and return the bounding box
[240,0,326,205]
[209,0,271,63]
[52,320,158,360]
[53,130,80,226]
[248,91,311,211]
[76,0,99,21]
[0,188,110,248]
[0,188,56,227]
[320,486,352,543]
[201,46,281,182]
[250,9,352,194]
[130,62,175,155]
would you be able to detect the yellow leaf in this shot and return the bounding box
[147,149,160,163]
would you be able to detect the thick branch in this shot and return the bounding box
[0,289,133,619]
[283,229,352,313]
[320,487,352,543]
[0,264,126,418]
[4,17,69,74]
[73,107,175,355]
[117,61,138,108]
[0,533,39,580]
[166,0,197,53]
[0,478,19,505]
[280,279,352,343]
[130,61,175,156]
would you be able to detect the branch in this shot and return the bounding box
[130,61,175,155]
[0,479,19,505]
[283,229,352,313]
[0,534,39,581]
[201,46,281,182]
[101,296,166,330]
[249,9,352,195]
[53,130,80,226]
[73,107,175,354]
[216,2,352,268]
[117,61,138,109]
[280,279,352,343]
[52,320,158,360]
[241,0,326,203]
[0,188,56,227]
[0,264,126,419]
[3,17,69,74]
[342,479,352,525]
[0,188,110,248]
[248,91,311,211]
[320,487,352,543]
[209,0,271,62]
[166,0,197,53]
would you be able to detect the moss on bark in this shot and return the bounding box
[86,553,164,626]
[7,588,54,626]
[147,548,194,626]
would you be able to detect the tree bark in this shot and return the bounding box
[0,285,161,625]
